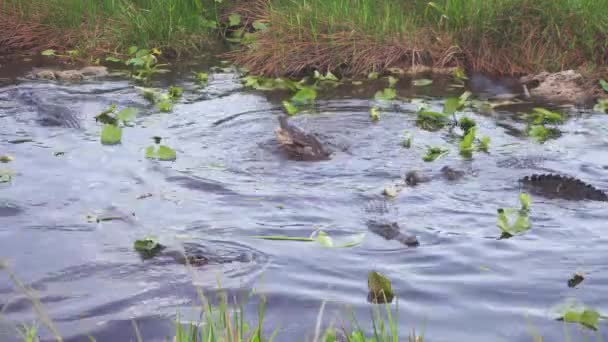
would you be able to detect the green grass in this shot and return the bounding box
[2,0,226,52]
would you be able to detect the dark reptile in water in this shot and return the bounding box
[364,200,419,247]
[12,87,81,128]
[274,116,331,161]
[519,174,608,202]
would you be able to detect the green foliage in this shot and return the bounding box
[497,193,532,237]
[553,300,602,330]
[0,155,14,163]
[100,124,122,145]
[228,13,242,26]
[600,79,608,93]
[168,86,183,99]
[291,87,317,104]
[528,125,560,143]
[370,107,380,122]
[252,230,365,248]
[374,88,397,101]
[594,98,608,113]
[367,271,394,303]
[133,237,165,259]
[477,136,490,153]
[412,79,433,87]
[452,67,468,81]
[422,146,448,162]
[157,99,174,112]
[241,75,303,91]
[314,70,339,83]
[528,107,563,125]
[459,126,475,158]
[416,110,450,131]
[195,72,209,85]
[367,71,380,80]
[0,169,15,183]
[282,101,299,116]
[401,132,412,148]
[145,138,177,161]
[458,117,476,135]
[387,76,398,87]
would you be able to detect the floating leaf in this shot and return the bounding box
[41,49,56,56]
[195,72,209,84]
[459,127,476,158]
[497,194,532,237]
[387,76,398,87]
[100,125,122,145]
[443,97,462,116]
[116,108,138,123]
[519,193,531,212]
[145,145,177,161]
[127,46,139,56]
[0,155,13,163]
[367,72,379,80]
[452,67,468,81]
[412,78,433,87]
[374,88,396,101]
[157,100,173,112]
[134,237,165,259]
[0,169,14,183]
[477,136,490,153]
[423,146,448,162]
[228,13,242,26]
[367,271,394,303]
[458,117,476,134]
[401,133,412,148]
[168,86,183,99]
[315,231,334,247]
[251,235,315,242]
[528,125,560,143]
[600,79,608,93]
[383,185,398,198]
[416,110,450,131]
[253,231,364,248]
[594,98,608,113]
[314,70,339,82]
[105,56,122,63]
[282,101,299,116]
[369,107,380,122]
[291,87,317,104]
[530,107,563,125]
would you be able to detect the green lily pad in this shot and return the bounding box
[413,78,433,87]
[387,76,398,87]
[41,49,56,56]
[443,97,463,116]
[168,86,183,99]
[477,136,490,153]
[228,13,241,27]
[369,107,380,122]
[134,237,166,259]
[600,79,608,93]
[145,145,177,161]
[116,108,138,123]
[100,124,122,145]
[374,88,396,101]
[423,146,448,162]
[195,72,209,84]
[0,155,14,163]
[0,169,15,183]
[367,72,379,80]
[157,100,174,112]
[367,271,394,303]
[291,87,317,105]
[282,101,299,116]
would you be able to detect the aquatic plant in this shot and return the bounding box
[422,146,448,162]
[401,132,412,148]
[370,107,381,122]
[497,193,531,238]
[194,72,209,86]
[252,230,365,248]
[145,137,177,161]
[134,237,165,259]
[0,169,15,183]
[374,88,397,101]
[95,105,138,145]
[458,117,476,135]
[367,271,394,304]
[528,125,561,143]
[412,79,432,87]
[168,86,184,99]
[552,299,604,330]
[0,155,14,163]
[459,127,476,158]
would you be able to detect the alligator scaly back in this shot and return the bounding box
[520,174,608,201]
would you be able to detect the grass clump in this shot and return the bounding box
[0,0,225,55]
[230,0,608,76]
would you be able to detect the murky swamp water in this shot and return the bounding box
[0,58,607,342]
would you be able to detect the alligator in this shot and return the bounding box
[274,115,331,161]
[405,166,466,186]
[519,174,608,202]
[12,87,81,128]
[364,200,419,247]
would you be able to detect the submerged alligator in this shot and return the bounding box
[12,87,81,128]
[520,174,608,202]
[365,200,419,247]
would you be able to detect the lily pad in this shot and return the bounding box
[369,107,380,122]
[600,79,608,93]
[145,145,177,161]
[228,13,241,27]
[134,237,166,259]
[374,88,396,101]
[291,87,317,105]
[0,155,14,163]
[100,124,122,145]
[423,146,448,162]
[282,101,299,116]
[412,79,433,87]
[157,100,174,112]
[168,86,183,99]
[116,108,138,123]
[367,271,394,303]
[0,169,14,183]
[41,49,56,56]
[383,185,398,198]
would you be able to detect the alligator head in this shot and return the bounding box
[274,116,331,161]
[519,174,608,202]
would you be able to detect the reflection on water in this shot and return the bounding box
[0,64,607,342]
